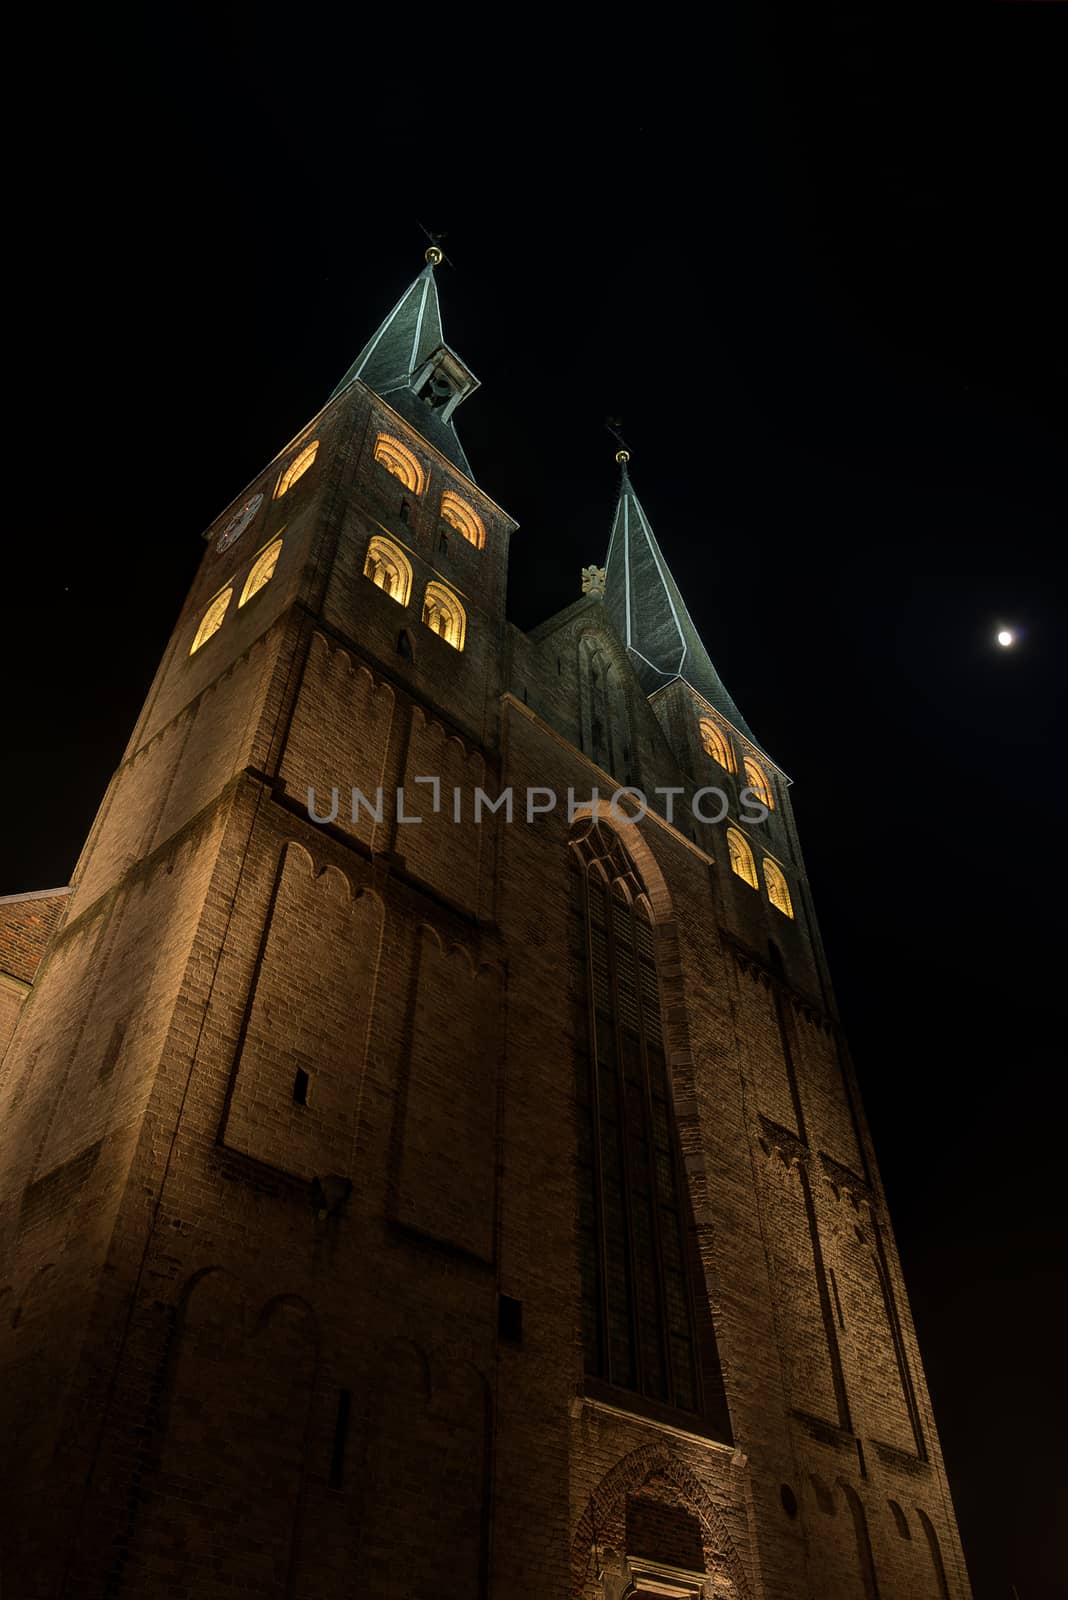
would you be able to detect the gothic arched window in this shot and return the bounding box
[763,858,794,919]
[363,536,412,606]
[273,439,318,499]
[699,715,735,773]
[422,581,466,650]
[239,538,283,607]
[570,819,730,1432]
[440,491,485,549]
[727,827,758,889]
[190,587,232,654]
[373,433,426,495]
[743,755,774,810]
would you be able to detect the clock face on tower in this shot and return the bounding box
[216,492,263,553]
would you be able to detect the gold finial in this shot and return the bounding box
[615,448,630,465]
[425,245,443,267]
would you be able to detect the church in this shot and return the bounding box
[0,249,970,1597]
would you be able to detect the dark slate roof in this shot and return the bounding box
[602,466,757,742]
[329,263,476,478]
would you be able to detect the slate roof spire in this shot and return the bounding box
[602,449,756,740]
[330,246,480,479]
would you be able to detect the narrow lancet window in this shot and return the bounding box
[743,755,774,810]
[699,715,735,772]
[373,433,426,495]
[239,538,283,606]
[363,536,413,606]
[440,491,485,549]
[274,439,318,498]
[190,588,232,654]
[422,581,466,650]
[727,826,758,889]
[763,858,794,918]
[570,818,730,1435]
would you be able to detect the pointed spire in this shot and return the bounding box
[602,449,756,740]
[330,247,480,479]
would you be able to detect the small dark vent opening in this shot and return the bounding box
[329,1389,351,1488]
[292,1068,310,1106]
[498,1293,523,1344]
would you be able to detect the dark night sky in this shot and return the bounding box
[4,6,1066,1594]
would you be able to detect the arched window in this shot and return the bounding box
[363,535,412,606]
[440,491,485,549]
[422,581,466,650]
[373,433,426,495]
[743,756,774,810]
[570,818,730,1432]
[699,715,735,772]
[190,588,232,654]
[763,858,794,918]
[239,538,283,607]
[726,827,758,889]
[273,440,318,498]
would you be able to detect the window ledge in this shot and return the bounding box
[575,1379,733,1452]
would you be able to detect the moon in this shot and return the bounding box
[997,629,1015,648]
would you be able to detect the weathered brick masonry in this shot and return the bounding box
[0,259,970,1598]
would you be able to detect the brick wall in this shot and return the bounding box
[0,376,970,1599]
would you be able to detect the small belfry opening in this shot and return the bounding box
[373,433,426,495]
[422,581,466,650]
[743,755,773,810]
[190,588,232,654]
[363,536,413,606]
[239,538,283,607]
[726,826,758,889]
[440,491,485,549]
[273,440,318,498]
[763,858,794,918]
[699,715,735,772]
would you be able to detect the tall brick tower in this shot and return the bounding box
[0,250,970,1598]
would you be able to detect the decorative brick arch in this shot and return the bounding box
[112,1270,321,1597]
[576,623,642,779]
[570,1442,752,1599]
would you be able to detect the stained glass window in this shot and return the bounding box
[570,819,709,1416]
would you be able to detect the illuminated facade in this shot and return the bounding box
[0,252,970,1598]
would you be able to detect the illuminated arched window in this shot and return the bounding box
[239,538,283,607]
[373,433,426,495]
[422,581,466,650]
[743,756,774,810]
[764,858,794,918]
[363,535,412,606]
[440,491,485,549]
[273,440,318,498]
[190,588,232,654]
[727,827,758,889]
[699,716,735,772]
[569,817,731,1434]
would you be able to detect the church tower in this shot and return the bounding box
[0,252,970,1599]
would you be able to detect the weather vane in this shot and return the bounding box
[605,417,630,465]
[417,221,453,270]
